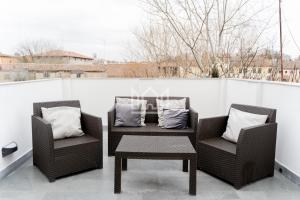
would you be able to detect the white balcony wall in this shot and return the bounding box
[0,78,300,180]
[262,83,300,178]
[62,79,225,125]
[0,79,64,172]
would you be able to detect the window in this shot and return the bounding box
[4,74,10,80]
[268,68,272,73]
[44,71,49,78]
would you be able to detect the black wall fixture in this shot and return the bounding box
[2,142,18,157]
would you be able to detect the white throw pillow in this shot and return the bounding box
[222,108,268,143]
[116,98,147,126]
[41,106,84,140]
[156,98,186,127]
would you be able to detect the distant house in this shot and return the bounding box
[280,60,300,82]
[106,62,158,78]
[106,62,181,78]
[0,63,107,81]
[0,53,18,64]
[32,50,94,64]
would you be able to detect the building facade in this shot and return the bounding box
[0,53,18,64]
[32,50,94,64]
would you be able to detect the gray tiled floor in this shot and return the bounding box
[1,131,300,200]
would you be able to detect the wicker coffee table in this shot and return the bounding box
[114,135,197,195]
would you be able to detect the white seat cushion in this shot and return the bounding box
[222,108,268,143]
[41,106,84,140]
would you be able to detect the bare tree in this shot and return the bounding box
[139,0,275,77]
[134,21,194,78]
[16,40,61,63]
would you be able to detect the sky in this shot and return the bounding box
[0,0,299,61]
[281,0,300,59]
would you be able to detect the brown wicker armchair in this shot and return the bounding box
[32,100,103,182]
[197,104,277,189]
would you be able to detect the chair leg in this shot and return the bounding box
[97,163,103,169]
[196,160,202,170]
[183,160,188,172]
[108,136,113,156]
[48,177,56,183]
[32,157,37,166]
[234,182,242,190]
[97,159,103,169]
[122,159,127,171]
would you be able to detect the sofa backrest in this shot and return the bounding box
[33,100,81,118]
[231,104,276,123]
[115,97,190,123]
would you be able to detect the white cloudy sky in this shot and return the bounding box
[0,0,299,61]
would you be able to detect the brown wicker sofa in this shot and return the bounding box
[32,100,103,182]
[197,104,277,189]
[108,97,198,156]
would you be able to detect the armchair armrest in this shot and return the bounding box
[197,115,228,141]
[189,107,198,131]
[108,106,115,132]
[81,112,102,140]
[237,123,277,158]
[31,115,54,159]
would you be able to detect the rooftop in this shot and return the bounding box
[33,50,94,60]
[0,78,300,200]
[0,53,13,58]
[0,63,107,72]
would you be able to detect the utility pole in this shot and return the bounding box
[279,0,284,81]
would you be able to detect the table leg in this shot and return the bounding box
[122,158,127,171]
[183,160,188,172]
[114,155,122,193]
[189,157,197,195]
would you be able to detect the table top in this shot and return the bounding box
[116,136,196,154]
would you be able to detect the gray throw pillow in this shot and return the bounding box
[163,109,189,129]
[115,103,142,127]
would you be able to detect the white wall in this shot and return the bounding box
[0,79,63,171]
[62,79,223,125]
[1,78,300,179]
